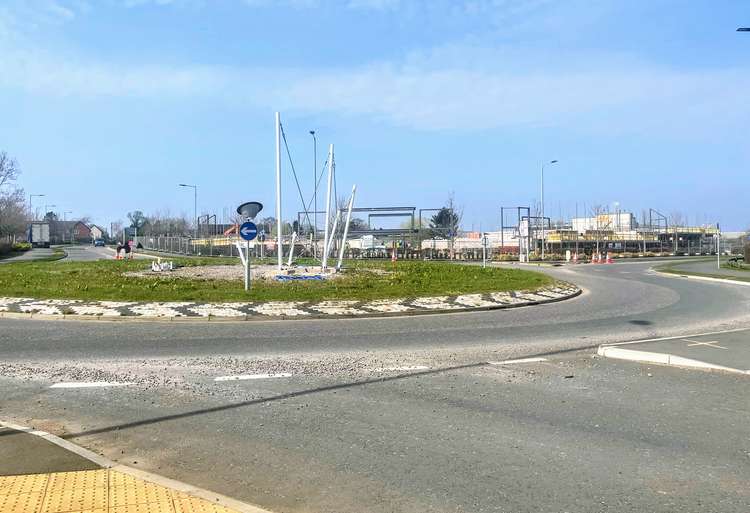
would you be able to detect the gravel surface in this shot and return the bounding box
[125,263,343,281]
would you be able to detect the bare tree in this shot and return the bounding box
[0,152,27,240]
[0,152,20,189]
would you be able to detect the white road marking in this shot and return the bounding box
[682,339,727,349]
[375,366,430,372]
[214,373,293,382]
[49,382,133,389]
[601,327,750,347]
[488,357,548,365]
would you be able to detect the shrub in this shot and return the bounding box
[0,242,11,256]
[12,242,31,252]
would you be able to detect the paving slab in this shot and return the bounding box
[0,428,100,476]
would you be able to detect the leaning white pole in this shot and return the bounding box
[286,231,297,267]
[336,185,357,270]
[275,111,283,270]
[322,143,334,269]
[323,210,341,270]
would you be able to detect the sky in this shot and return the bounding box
[1,0,749,231]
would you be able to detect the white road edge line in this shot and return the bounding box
[49,382,134,389]
[488,357,548,365]
[214,373,293,382]
[597,346,750,375]
[0,420,273,513]
[600,327,750,347]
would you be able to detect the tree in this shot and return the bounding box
[127,211,147,230]
[348,217,368,231]
[0,152,20,189]
[0,152,27,239]
[428,195,462,238]
[43,211,58,222]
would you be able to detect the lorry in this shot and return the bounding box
[28,222,50,248]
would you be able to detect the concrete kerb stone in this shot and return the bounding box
[0,420,275,513]
[597,345,750,376]
[0,283,581,323]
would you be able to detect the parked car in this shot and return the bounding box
[94,239,106,247]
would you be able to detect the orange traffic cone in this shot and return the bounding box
[606,252,614,264]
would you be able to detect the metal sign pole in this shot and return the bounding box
[245,239,251,291]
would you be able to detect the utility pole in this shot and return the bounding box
[178,184,198,238]
[275,112,283,270]
[310,130,317,258]
[540,160,558,260]
[29,194,45,221]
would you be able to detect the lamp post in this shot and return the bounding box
[310,130,317,258]
[540,160,558,260]
[29,194,45,220]
[738,27,750,31]
[178,184,198,237]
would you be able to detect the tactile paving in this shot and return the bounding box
[0,470,243,513]
[41,484,108,513]
[0,473,49,495]
[109,481,174,507]
[46,470,108,492]
[173,499,237,513]
[0,490,44,513]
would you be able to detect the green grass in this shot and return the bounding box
[0,258,554,302]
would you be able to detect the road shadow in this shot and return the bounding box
[57,344,601,440]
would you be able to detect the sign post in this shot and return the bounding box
[239,221,258,291]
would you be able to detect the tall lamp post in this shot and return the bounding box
[540,160,558,260]
[310,130,317,257]
[29,194,45,220]
[178,184,198,237]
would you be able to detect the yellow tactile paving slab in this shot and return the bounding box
[0,469,243,513]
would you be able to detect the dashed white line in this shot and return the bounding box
[214,373,293,382]
[49,382,134,389]
[488,357,548,365]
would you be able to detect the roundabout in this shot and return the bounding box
[0,254,579,320]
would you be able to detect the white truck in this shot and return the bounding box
[28,222,50,248]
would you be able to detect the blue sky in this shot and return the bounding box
[1,0,749,230]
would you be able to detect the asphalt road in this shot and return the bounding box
[1,260,749,512]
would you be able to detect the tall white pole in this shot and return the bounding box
[275,112,283,270]
[540,162,545,261]
[322,144,334,267]
[337,185,357,270]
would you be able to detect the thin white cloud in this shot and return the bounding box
[2,42,749,140]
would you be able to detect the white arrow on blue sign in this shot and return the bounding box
[239,221,258,241]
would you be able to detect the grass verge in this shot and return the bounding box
[0,258,554,302]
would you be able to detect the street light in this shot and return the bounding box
[540,160,558,260]
[737,27,750,31]
[310,130,317,257]
[178,184,198,237]
[29,194,45,220]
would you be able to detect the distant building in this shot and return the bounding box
[89,225,105,240]
[49,221,91,244]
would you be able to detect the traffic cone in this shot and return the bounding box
[592,253,599,264]
[606,252,614,264]
[572,252,578,264]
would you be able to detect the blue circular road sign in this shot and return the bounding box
[239,221,258,241]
